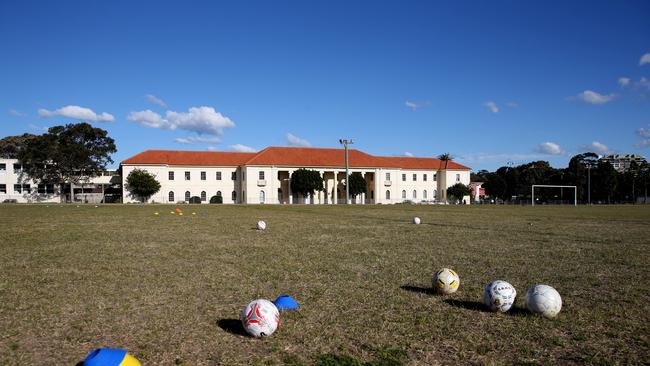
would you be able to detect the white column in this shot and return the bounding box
[288,170,293,204]
[333,171,338,204]
[361,192,365,205]
[374,169,381,204]
[319,171,324,204]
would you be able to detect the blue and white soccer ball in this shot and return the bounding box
[241,299,280,337]
[484,280,517,312]
[525,284,562,319]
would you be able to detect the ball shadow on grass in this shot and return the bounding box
[400,284,436,295]
[443,299,530,317]
[216,318,249,337]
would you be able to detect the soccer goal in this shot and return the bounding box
[531,185,577,206]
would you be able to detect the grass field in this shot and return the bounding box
[0,204,649,365]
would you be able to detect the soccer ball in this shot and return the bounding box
[241,299,280,337]
[432,268,460,294]
[257,220,267,230]
[525,284,562,319]
[412,216,421,225]
[484,280,517,312]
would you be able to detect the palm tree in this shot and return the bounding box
[437,153,452,202]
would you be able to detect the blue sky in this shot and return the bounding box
[1,1,649,171]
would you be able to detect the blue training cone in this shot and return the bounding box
[273,294,299,311]
[84,348,141,366]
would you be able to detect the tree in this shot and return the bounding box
[482,173,506,200]
[126,169,161,202]
[346,172,367,198]
[593,161,617,204]
[17,123,117,201]
[0,133,36,158]
[290,169,324,199]
[447,183,471,204]
[438,153,452,171]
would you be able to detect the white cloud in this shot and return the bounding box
[638,125,650,138]
[146,94,167,108]
[9,109,25,117]
[206,146,218,151]
[174,136,222,145]
[636,77,650,91]
[229,144,256,152]
[618,77,630,87]
[483,101,499,113]
[404,100,430,111]
[404,152,414,157]
[28,123,48,131]
[506,102,518,108]
[38,105,115,122]
[127,106,235,136]
[572,90,615,104]
[640,52,650,66]
[456,152,554,164]
[535,141,563,155]
[286,133,311,147]
[581,141,612,155]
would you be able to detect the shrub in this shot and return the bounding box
[188,196,201,204]
[210,195,223,204]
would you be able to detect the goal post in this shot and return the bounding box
[531,185,577,206]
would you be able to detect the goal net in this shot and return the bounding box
[531,185,577,206]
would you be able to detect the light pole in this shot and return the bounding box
[339,139,354,204]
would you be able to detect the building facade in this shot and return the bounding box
[121,147,471,204]
[0,158,120,203]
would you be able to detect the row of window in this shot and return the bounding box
[0,184,55,194]
[168,190,236,202]
[395,189,437,200]
[394,173,460,183]
[168,171,242,181]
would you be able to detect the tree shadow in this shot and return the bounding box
[216,318,249,336]
[443,299,530,316]
[400,285,436,295]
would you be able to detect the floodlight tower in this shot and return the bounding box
[339,138,354,204]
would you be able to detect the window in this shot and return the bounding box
[169,171,174,180]
[201,171,206,180]
[201,191,207,201]
[434,173,437,182]
[413,174,417,181]
[385,172,390,181]
[401,190,406,199]
[423,190,428,199]
[402,174,406,181]
[0,184,6,193]
[231,171,237,180]
[46,184,54,194]
[413,190,417,199]
[185,171,190,180]
[23,184,30,193]
[169,191,175,202]
[232,190,237,202]
[371,191,374,199]
[185,191,190,201]
[13,163,21,171]
[259,190,265,203]
[456,174,461,182]
[14,184,21,193]
[0,163,5,170]
[434,189,438,198]
[259,171,265,180]
[38,184,46,194]
[386,190,391,200]
[216,171,222,180]
[423,174,427,181]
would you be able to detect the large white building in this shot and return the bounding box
[0,158,120,203]
[121,147,471,204]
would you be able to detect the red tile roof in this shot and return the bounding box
[122,150,256,166]
[122,147,470,170]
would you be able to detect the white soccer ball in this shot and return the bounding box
[432,268,460,294]
[484,280,517,312]
[525,284,562,319]
[257,220,267,230]
[412,216,421,225]
[241,299,280,337]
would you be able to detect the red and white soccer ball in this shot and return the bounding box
[257,220,267,230]
[484,280,517,312]
[432,268,460,294]
[241,299,280,337]
[525,284,562,319]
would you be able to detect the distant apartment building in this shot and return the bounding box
[598,154,647,172]
[0,158,121,203]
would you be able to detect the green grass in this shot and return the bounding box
[0,204,649,365]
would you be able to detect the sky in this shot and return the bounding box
[1,0,649,171]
